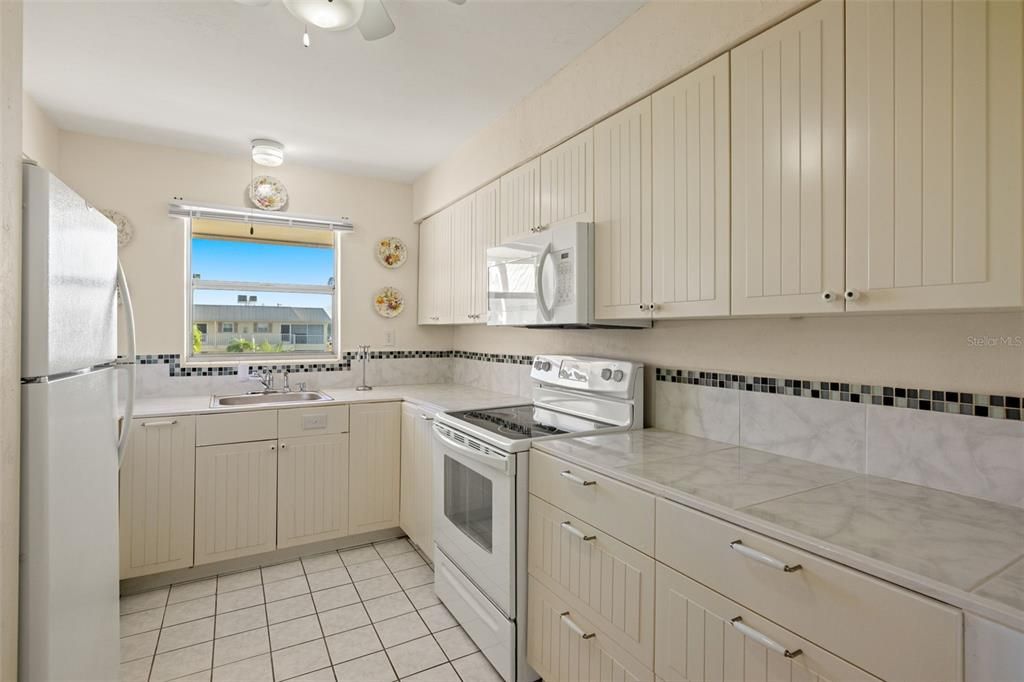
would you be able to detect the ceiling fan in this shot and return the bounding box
[236,0,465,43]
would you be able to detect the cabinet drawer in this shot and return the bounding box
[527,576,653,682]
[278,404,349,439]
[528,495,655,667]
[196,410,277,446]
[529,449,655,554]
[656,562,880,682]
[656,499,962,682]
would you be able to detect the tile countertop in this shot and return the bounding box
[132,383,526,419]
[532,429,1024,633]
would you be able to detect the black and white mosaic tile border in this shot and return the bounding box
[655,367,1022,421]
[452,350,535,365]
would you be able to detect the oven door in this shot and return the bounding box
[432,422,516,617]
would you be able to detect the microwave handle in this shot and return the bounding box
[535,243,555,322]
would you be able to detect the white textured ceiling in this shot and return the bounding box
[24,0,644,181]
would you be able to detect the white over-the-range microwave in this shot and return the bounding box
[486,221,650,328]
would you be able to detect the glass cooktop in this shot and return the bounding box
[446,404,614,441]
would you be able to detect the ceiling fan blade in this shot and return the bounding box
[358,0,396,41]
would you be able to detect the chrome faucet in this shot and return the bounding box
[282,370,291,392]
[249,369,274,392]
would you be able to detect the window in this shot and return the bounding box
[187,218,338,360]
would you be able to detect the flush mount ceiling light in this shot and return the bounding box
[251,139,285,167]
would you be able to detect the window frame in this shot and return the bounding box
[183,219,342,365]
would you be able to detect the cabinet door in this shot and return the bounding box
[499,157,542,243]
[594,97,653,320]
[731,1,846,315]
[655,563,880,682]
[418,210,453,324]
[400,403,436,554]
[527,576,653,682]
[451,194,478,324]
[473,179,500,323]
[652,54,731,318]
[541,129,594,227]
[194,440,277,565]
[278,433,349,549]
[846,0,1023,311]
[119,416,196,578]
[349,402,402,534]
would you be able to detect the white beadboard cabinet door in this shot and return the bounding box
[652,53,731,318]
[450,193,478,324]
[655,563,881,682]
[473,179,500,322]
[527,576,653,682]
[846,0,1023,311]
[417,209,453,324]
[541,129,594,227]
[499,157,542,243]
[400,403,435,555]
[194,439,278,565]
[277,433,349,549]
[594,97,654,320]
[348,402,402,534]
[731,0,846,315]
[119,416,196,578]
[527,495,655,667]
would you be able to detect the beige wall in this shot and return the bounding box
[57,131,453,357]
[453,311,1024,396]
[0,3,22,677]
[22,94,58,172]
[412,0,810,220]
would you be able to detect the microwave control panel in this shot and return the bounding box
[553,250,574,306]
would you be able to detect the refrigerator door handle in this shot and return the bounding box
[116,260,137,468]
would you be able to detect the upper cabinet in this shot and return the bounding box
[846,0,1023,311]
[540,129,594,227]
[594,98,653,320]
[730,0,846,316]
[652,53,732,318]
[417,209,453,325]
[499,157,542,243]
[449,193,478,324]
[473,180,500,322]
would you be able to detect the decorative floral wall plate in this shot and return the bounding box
[374,287,405,318]
[101,209,133,247]
[376,237,408,268]
[248,175,288,211]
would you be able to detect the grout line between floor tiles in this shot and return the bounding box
[258,571,274,682]
[299,549,339,682]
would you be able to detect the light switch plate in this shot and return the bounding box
[384,330,396,346]
[302,414,327,430]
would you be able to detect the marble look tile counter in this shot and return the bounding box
[133,383,524,419]
[533,429,1024,632]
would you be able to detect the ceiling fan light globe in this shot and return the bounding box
[251,139,285,167]
[282,0,365,31]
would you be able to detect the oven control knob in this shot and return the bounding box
[533,360,543,370]
[600,368,613,381]
[612,369,625,382]
[541,361,552,371]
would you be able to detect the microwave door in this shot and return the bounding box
[487,256,543,326]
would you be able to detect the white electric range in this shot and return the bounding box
[431,355,644,682]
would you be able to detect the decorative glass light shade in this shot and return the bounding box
[282,0,365,31]
[251,139,284,167]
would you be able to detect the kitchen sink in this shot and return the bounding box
[210,391,334,408]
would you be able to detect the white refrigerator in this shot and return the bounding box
[19,161,136,681]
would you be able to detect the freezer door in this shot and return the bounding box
[22,163,117,378]
[20,368,120,682]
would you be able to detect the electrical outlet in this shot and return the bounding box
[384,330,396,347]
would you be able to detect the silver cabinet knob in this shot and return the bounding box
[844,289,861,301]
[821,290,838,303]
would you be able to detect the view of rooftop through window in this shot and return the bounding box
[189,225,336,356]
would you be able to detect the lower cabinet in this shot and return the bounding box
[655,563,879,682]
[277,433,350,548]
[527,576,653,682]
[194,439,278,565]
[119,416,196,578]
[349,402,402,534]
[400,402,435,555]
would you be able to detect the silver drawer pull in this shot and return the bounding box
[560,521,596,542]
[421,414,434,421]
[730,540,801,573]
[141,419,177,428]
[560,470,596,486]
[730,617,802,659]
[560,612,595,640]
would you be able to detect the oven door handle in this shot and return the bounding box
[434,425,513,475]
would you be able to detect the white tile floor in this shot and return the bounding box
[119,538,504,682]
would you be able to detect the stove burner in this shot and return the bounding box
[449,405,571,440]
